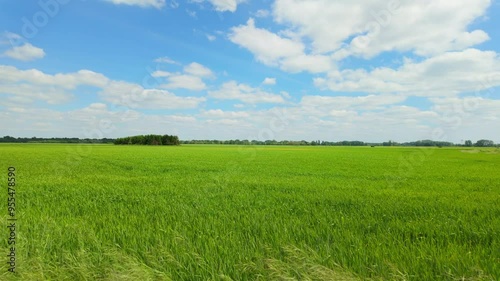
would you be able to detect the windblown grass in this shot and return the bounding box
[0,144,498,280]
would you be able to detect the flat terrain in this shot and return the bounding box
[0,144,499,280]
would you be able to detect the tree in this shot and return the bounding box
[474,139,495,147]
[114,134,179,146]
[383,140,396,146]
[465,140,473,147]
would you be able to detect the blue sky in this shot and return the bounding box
[1,0,499,143]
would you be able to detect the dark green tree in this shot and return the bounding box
[474,139,495,147]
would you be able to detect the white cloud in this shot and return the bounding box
[254,9,270,18]
[186,9,197,18]
[192,0,245,12]
[209,81,286,104]
[167,115,196,122]
[263,77,276,85]
[68,103,111,121]
[261,100,437,142]
[153,62,214,91]
[161,74,207,91]
[0,83,72,105]
[230,18,303,65]
[103,0,165,9]
[184,62,215,78]
[140,89,206,109]
[211,0,243,12]
[229,18,331,73]
[206,34,216,41]
[226,0,492,81]
[205,118,243,126]
[151,71,172,78]
[300,94,407,115]
[280,54,331,73]
[154,57,178,64]
[170,0,179,8]
[0,32,23,44]
[430,97,500,123]
[201,109,250,118]
[273,0,491,57]
[0,102,204,139]
[314,49,500,97]
[0,65,109,104]
[3,43,45,61]
[100,81,206,109]
[0,65,206,110]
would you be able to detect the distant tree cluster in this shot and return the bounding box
[399,140,455,147]
[180,139,368,146]
[181,139,377,146]
[0,136,114,143]
[180,139,498,147]
[114,134,180,146]
[464,139,496,147]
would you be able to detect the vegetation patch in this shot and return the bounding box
[0,144,498,280]
[114,134,180,146]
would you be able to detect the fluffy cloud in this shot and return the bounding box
[314,49,500,96]
[273,0,491,57]
[430,97,500,125]
[160,75,207,91]
[280,54,331,73]
[103,0,165,9]
[0,102,202,139]
[262,77,276,85]
[184,62,215,78]
[0,66,109,89]
[0,65,109,104]
[3,43,45,61]
[68,103,113,122]
[0,65,206,110]
[230,18,303,65]
[209,81,287,104]
[152,62,214,91]
[226,0,493,89]
[201,109,250,118]
[100,81,206,109]
[229,18,332,73]
[192,0,245,12]
[299,94,408,118]
[154,57,178,64]
[206,34,216,41]
[254,9,270,18]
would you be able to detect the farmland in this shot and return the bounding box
[0,144,499,280]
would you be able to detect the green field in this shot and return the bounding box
[1,144,499,280]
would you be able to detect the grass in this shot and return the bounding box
[0,144,499,280]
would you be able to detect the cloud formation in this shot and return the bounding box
[103,0,165,9]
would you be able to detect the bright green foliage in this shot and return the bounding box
[0,144,499,280]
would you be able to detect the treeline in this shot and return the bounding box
[0,136,114,143]
[464,139,496,147]
[182,139,316,146]
[394,140,454,147]
[114,134,180,146]
[180,139,382,146]
[181,139,498,147]
[181,139,366,146]
[1,135,497,147]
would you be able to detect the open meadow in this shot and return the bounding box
[0,144,499,280]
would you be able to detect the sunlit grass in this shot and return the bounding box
[0,144,498,280]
